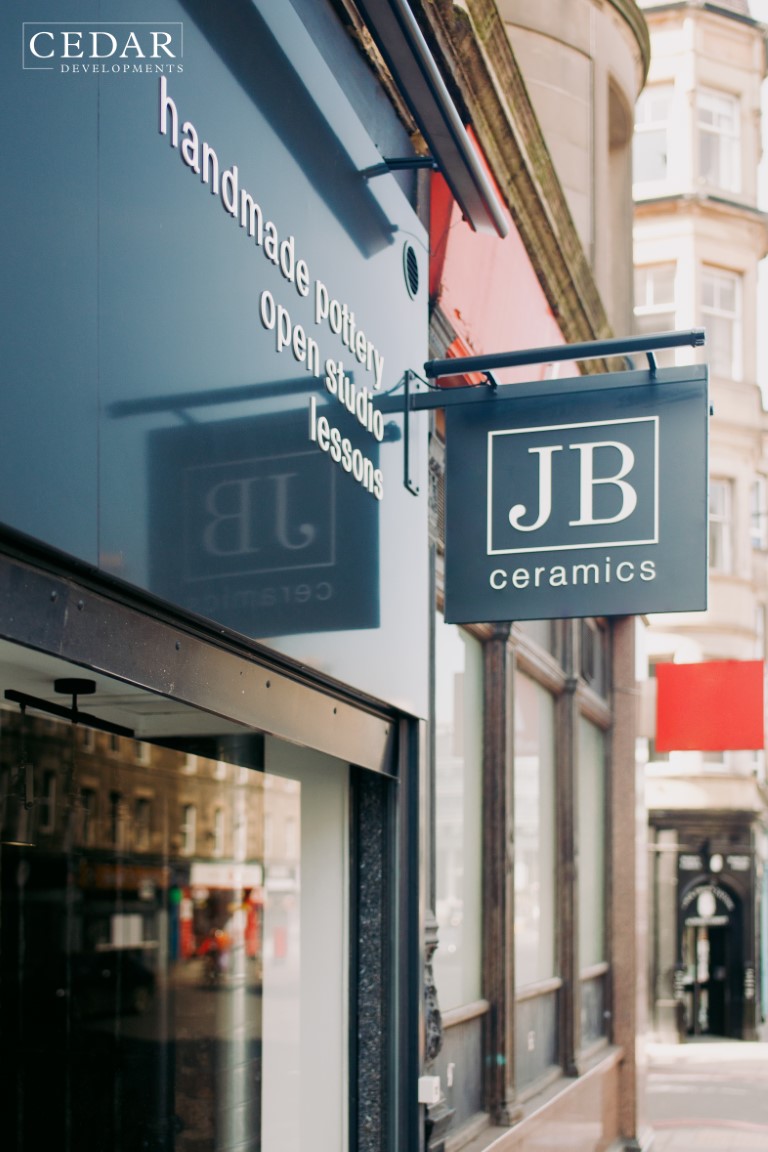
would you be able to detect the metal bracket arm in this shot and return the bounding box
[362,156,439,179]
[423,328,706,381]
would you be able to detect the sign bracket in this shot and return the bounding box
[422,327,704,386]
[385,330,706,494]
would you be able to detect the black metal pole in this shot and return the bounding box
[423,328,706,380]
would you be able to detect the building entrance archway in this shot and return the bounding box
[679,881,743,1039]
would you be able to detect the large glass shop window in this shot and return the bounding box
[577,715,607,1048]
[513,673,556,988]
[513,672,558,1092]
[577,717,606,970]
[433,617,483,1010]
[0,690,348,1151]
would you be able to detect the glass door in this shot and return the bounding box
[0,652,348,1152]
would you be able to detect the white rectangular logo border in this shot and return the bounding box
[486,415,660,556]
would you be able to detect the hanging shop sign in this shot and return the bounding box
[444,366,708,622]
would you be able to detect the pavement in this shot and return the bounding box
[646,1034,768,1151]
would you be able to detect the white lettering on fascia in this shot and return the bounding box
[157,77,390,503]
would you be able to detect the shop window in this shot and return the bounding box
[515,986,559,1093]
[580,620,608,696]
[514,673,557,988]
[709,478,734,573]
[633,84,673,184]
[1,698,350,1152]
[702,268,741,380]
[578,717,608,1046]
[514,672,558,1090]
[697,88,740,194]
[516,618,558,656]
[433,616,483,1011]
[578,718,606,967]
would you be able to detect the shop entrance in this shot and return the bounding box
[0,642,351,1152]
[680,883,742,1039]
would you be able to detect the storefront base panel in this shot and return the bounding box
[451,1049,624,1152]
[0,543,420,1152]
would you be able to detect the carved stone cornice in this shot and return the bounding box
[416,0,614,347]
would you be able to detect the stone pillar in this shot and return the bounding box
[610,616,652,1151]
[653,829,681,1041]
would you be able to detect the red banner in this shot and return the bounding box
[655,660,765,752]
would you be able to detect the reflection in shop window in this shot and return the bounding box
[134,796,151,852]
[213,805,225,856]
[0,702,348,1152]
[109,789,124,849]
[182,802,197,855]
[80,786,97,846]
[235,799,248,861]
[39,770,57,834]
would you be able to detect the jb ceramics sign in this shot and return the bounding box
[444,366,708,622]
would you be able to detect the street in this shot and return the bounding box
[647,1039,768,1151]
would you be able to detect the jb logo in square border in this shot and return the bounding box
[487,416,659,556]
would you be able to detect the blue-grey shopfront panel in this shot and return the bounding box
[1,0,429,715]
